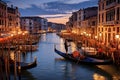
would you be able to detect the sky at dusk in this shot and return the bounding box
[4,0,98,24]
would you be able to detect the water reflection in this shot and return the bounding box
[93,73,106,80]
[54,58,112,80]
[10,51,15,60]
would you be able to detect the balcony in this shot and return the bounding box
[105,2,116,9]
[103,21,115,25]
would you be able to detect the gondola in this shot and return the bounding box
[1,57,37,70]
[54,48,112,65]
[15,57,37,70]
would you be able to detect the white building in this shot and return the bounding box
[40,18,48,30]
[21,16,48,34]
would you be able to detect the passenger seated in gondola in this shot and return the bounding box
[72,51,85,60]
[97,47,105,56]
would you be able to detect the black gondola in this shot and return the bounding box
[1,57,37,70]
[54,48,112,65]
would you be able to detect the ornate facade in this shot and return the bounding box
[98,0,120,45]
[0,0,21,34]
[0,0,7,33]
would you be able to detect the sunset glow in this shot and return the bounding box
[39,14,72,24]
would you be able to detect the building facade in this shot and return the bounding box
[98,0,120,45]
[67,7,98,37]
[21,16,48,34]
[0,0,7,33]
[40,18,48,30]
[7,6,21,32]
[0,0,21,34]
[48,22,66,32]
[76,9,84,28]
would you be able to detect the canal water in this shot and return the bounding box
[11,33,120,80]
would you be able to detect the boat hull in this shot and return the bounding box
[1,57,37,70]
[54,48,112,65]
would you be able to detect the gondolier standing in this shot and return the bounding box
[64,39,68,54]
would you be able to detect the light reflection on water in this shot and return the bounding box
[5,33,120,80]
[93,73,106,80]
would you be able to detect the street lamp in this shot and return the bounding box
[81,33,83,35]
[94,36,98,52]
[115,34,119,50]
[88,34,91,39]
[95,36,98,39]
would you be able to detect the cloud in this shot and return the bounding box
[39,14,71,18]
[5,0,91,9]
[5,0,58,9]
[38,14,72,24]
[60,0,90,4]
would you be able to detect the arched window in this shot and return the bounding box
[108,28,111,32]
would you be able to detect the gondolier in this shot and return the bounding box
[64,39,68,54]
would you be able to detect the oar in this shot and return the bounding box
[76,57,81,64]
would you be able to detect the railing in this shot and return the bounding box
[103,21,115,25]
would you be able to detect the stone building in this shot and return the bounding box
[98,0,120,45]
[21,16,48,34]
[48,22,66,32]
[0,0,7,33]
[7,5,21,32]
[0,0,21,34]
[67,7,98,37]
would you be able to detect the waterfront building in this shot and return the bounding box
[7,5,21,32]
[54,23,66,32]
[48,22,66,32]
[66,16,74,32]
[21,16,48,34]
[0,0,7,33]
[72,12,77,28]
[67,7,98,37]
[98,0,120,45]
[40,18,48,31]
[79,7,98,36]
[76,9,84,28]
[0,0,21,35]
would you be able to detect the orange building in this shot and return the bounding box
[7,6,21,32]
[0,0,7,33]
[98,0,120,45]
[0,0,21,34]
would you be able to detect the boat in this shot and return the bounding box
[84,53,111,60]
[15,57,37,70]
[1,57,37,70]
[54,48,112,65]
